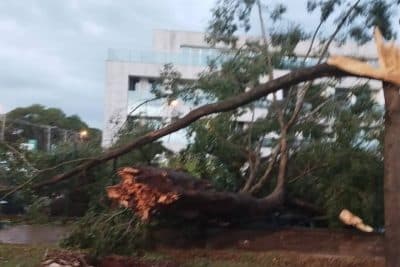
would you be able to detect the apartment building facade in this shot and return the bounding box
[103,29,383,151]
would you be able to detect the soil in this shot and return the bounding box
[41,227,385,267]
[152,226,383,257]
[97,256,177,267]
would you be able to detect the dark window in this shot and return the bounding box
[261,137,277,147]
[128,76,140,91]
[148,78,157,90]
[335,87,348,101]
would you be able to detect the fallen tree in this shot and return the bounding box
[107,166,287,222]
[105,29,400,266]
[31,27,400,190]
[0,26,396,266]
[31,63,380,190]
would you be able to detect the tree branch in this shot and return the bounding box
[0,141,38,172]
[30,63,378,189]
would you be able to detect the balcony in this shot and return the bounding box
[108,48,319,71]
[107,47,221,67]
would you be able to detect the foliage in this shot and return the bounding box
[289,143,383,227]
[7,104,88,130]
[24,196,52,223]
[168,151,243,191]
[206,0,255,46]
[0,103,106,217]
[61,208,151,257]
[159,0,394,227]
[5,104,101,150]
[0,139,110,217]
[0,102,169,217]
[113,118,168,167]
[286,85,384,226]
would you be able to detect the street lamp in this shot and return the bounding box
[169,99,179,108]
[168,99,180,118]
[0,105,6,142]
[46,126,57,152]
[79,130,88,140]
[0,115,5,142]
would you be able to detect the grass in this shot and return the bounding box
[0,244,385,267]
[0,243,56,267]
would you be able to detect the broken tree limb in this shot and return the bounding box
[107,166,283,221]
[31,63,384,189]
[328,28,400,86]
[339,209,374,233]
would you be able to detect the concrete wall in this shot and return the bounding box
[102,60,205,147]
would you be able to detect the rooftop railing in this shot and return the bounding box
[107,47,221,67]
[107,48,318,69]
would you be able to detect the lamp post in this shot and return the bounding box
[46,126,57,152]
[0,104,6,142]
[79,130,88,141]
[0,113,5,142]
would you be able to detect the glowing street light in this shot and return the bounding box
[79,130,88,139]
[169,99,179,108]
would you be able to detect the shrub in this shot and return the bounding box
[61,208,152,257]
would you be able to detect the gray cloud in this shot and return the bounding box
[0,0,396,128]
[0,0,218,128]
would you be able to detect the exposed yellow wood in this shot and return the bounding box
[339,209,374,233]
[328,28,400,86]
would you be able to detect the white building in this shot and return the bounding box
[102,29,384,151]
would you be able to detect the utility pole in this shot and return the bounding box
[63,129,68,143]
[46,126,52,152]
[0,113,5,142]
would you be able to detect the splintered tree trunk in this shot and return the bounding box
[106,166,283,222]
[383,83,400,267]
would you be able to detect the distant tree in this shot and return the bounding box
[7,104,87,129]
[5,104,101,149]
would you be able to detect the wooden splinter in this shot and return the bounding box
[339,209,374,233]
[328,28,400,86]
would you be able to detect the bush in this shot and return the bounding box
[24,196,51,223]
[61,208,152,257]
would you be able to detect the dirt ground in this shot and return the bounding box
[150,227,382,256]
[2,227,384,267]
[98,227,385,267]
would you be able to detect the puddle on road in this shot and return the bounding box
[0,224,69,244]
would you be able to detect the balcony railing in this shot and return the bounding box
[108,48,318,70]
[107,48,221,67]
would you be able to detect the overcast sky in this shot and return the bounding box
[0,0,395,129]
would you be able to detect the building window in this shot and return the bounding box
[148,78,157,90]
[335,87,348,101]
[128,76,140,91]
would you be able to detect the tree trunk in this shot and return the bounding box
[106,166,284,222]
[383,83,400,267]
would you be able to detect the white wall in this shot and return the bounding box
[102,60,205,147]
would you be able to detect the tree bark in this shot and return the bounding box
[383,83,400,267]
[107,166,283,222]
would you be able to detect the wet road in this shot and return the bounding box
[0,224,69,244]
